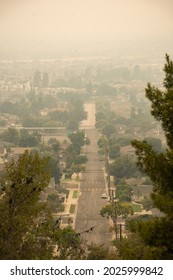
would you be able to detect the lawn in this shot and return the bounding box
[69,204,76,214]
[131,203,142,212]
[72,190,78,198]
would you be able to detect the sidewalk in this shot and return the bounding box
[60,175,81,229]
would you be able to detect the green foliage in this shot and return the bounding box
[145,59,173,148]
[47,158,62,184]
[51,142,60,153]
[109,137,132,147]
[0,150,84,260]
[100,201,134,221]
[87,244,116,260]
[72,190,78,198]
[0,101,19,115]
[22,116,58,127]
[0,150,53,259]
[114,234,154,260]
[0,127,19,144]
[110,155,140,179]
[0,128,41,147]
[64,168,73,179]
[66,119,79,131]
[97,136,108,149]
[109,144,120,159]
[144,137,162,152]
[65,130,88,173]
[95,100,116,131]
[102,124,116,138]
[73,154,88,165]
[48,138,58,145]
[141,197,155,211]
[53,226,84,259]
[68,130,85,155]
[128,217,173,259]
[130,203,142,212]
[163,54,173,89]
[47,138,60,153]
[131,140,173,215]
[100,201,133,240]
[49,110,68,125]
[71,164,86,175]
[129,54,173,259]
[47,193,64,212]
[67,96,87,130]
[116,184,133,202]
[69,204,76,214]
[84,137,90,145]
[18,133,40,147]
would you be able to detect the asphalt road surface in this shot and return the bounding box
[75,103,112,246]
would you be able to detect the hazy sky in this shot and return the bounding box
[0,0,173,54]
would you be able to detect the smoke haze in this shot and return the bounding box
[0,0,173,57]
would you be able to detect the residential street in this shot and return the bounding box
[75,102,112,246]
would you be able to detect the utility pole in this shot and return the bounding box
[119,224,122,241]
[103,134,110,197]
[106,148,111,198]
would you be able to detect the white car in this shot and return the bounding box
[101,193,109,199]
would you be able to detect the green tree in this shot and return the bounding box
[100,201,133,239]
[0,151,53,259]
[51,142,60,153]
[47,193,64,212]
[109,144,120,159]
[0,101,18,115]
[18,133,40,147]
[71,164,86,179]
[0,150,86,260]
[73,154,88,165]
[129,54,173,259]
[47,158,62,184]
[66,119,79,131]
[144,137,162,152]
[53,226,84,259]
[49,110,68,125]
[116,184,133,202]
[113,234,150,260]
[97,135,108,149]
[67,96,87,130]
[102,124,116,138]
[109,155,140,179]
[69,130,85,155]
[0,127,19,145]
[86,244,116,260]
[163,53,173,89]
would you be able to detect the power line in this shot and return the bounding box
[76,225,98,236]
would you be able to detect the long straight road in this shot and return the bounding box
[75,103,111,246]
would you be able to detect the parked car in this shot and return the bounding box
[101,193,109,199]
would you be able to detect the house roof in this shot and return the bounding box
[120,145,135,154]
[150,208,165,217]
[11,147,32,155]
[132,185,153,197]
